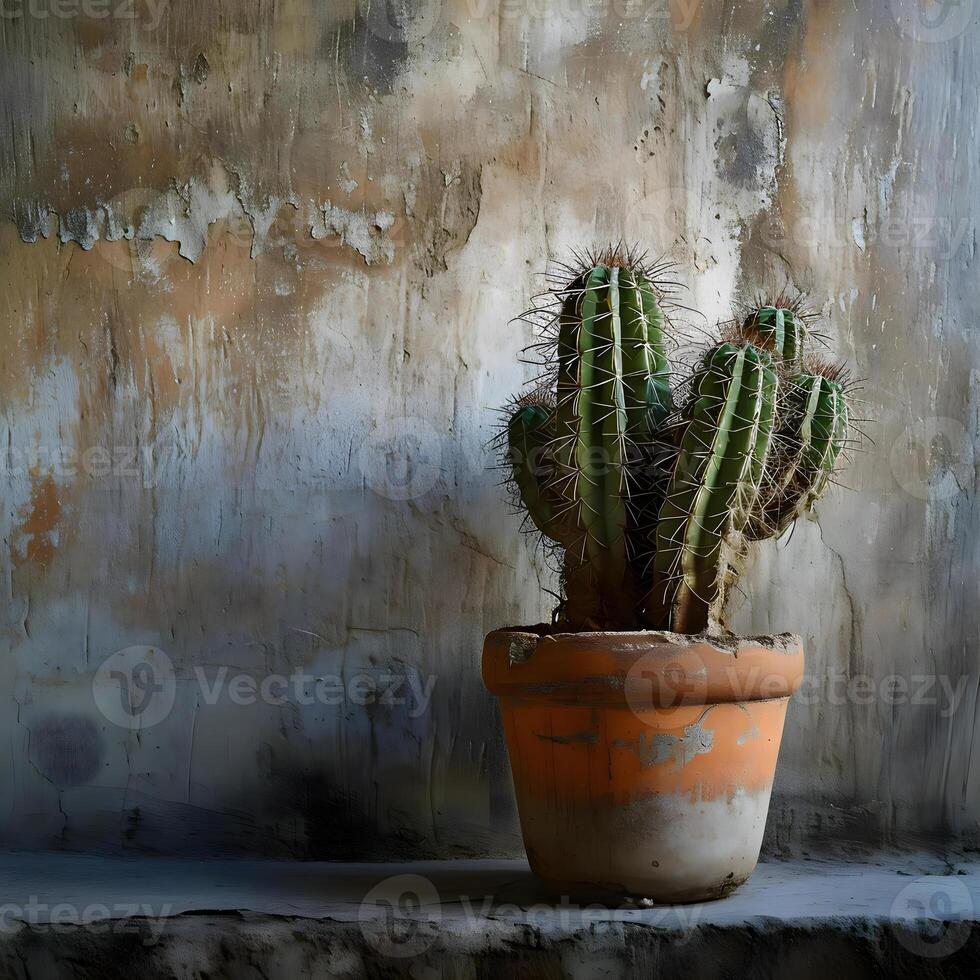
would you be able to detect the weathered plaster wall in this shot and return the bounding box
[0,0,977,857]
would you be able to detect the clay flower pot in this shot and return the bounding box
[483,627,804,903]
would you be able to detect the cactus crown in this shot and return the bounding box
[500,248,856,634]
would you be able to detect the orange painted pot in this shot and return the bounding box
[483,627,805,903]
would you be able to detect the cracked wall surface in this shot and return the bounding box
[0,0,978,857]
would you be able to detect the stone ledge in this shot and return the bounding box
[1,853,978,978]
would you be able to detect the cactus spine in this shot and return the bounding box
[502,249,854,634]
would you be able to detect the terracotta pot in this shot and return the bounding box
[483,627,804,903]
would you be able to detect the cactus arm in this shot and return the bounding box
[619,269,672,435]
[740,354,778,525]
[646,344,734,630]
[616,267,650,437]
[507,404,576,547]
[639,278,672,418]
[746,372,848,539]
[648,344,775,632]
[805,380,848,503]
[747,307,805,364]
[772,308,787,358]
[776,374,825,507]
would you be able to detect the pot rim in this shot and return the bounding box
[483,626,805,706]
[488,623,801,647]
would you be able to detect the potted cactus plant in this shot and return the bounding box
[484,246,853,902]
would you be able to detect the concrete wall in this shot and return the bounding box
[0,0,977,858]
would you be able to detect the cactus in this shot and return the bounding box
[500,255,855,634]
[745,360,850,540]
[503,248,674,628]
[646,343,777,632]
[507,394,575,548]
[740,307,806,363]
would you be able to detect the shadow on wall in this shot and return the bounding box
[2,447,527,857]
[0,228,528,856]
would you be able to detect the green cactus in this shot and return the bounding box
[646,343,777,632]
[501,258,854,634]
[745,361,850,540]
[507,397,575,548]
[740,306,807,363]
[504,249,673,628]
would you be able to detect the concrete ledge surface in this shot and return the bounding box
[1,852,978,978]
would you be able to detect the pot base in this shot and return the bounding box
[521,775,773,904]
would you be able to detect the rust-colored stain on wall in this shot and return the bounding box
[14,472,62,568]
